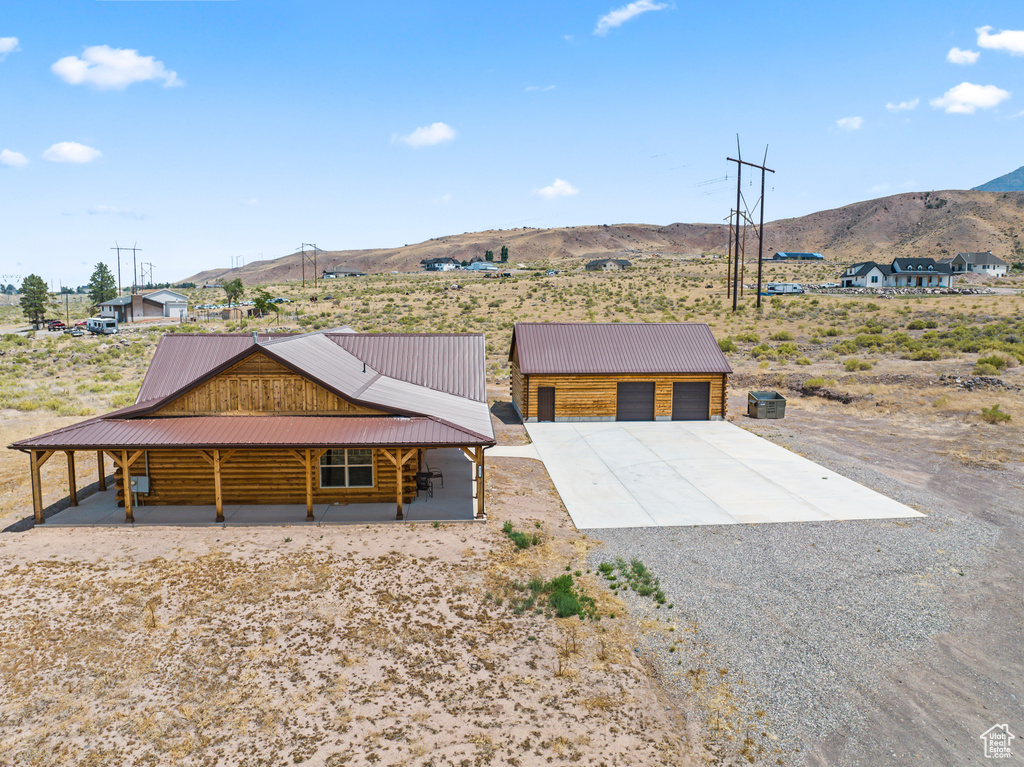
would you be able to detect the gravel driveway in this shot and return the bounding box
[586,412,1021,766]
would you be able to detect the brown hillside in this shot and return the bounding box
[182,190,1024,285]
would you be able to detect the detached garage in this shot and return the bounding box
[509,323,732,423]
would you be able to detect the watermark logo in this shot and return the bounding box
[980,724,1014,759]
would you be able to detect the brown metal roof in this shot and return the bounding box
[10,415,490,450]
[328,333,486,402]
[510,322,733,375]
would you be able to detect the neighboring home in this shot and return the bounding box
[465,261,498,271]
[770,252,824,260]
[322,267,367,278]
[508,323,732,423]
[949,251,1008,277]
[98,289,190,323]
[585,259,632,272]
[839,258,954,288]
[422,258,461,272]
[9,330,494,525]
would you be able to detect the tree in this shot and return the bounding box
[19,275,53,326]
[87,263,117,308]
[484,250,494,262]
[500,245,509,263]
[252,288,279,323]
[222,278,244,307]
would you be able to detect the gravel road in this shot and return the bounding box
[585,414,1020,766]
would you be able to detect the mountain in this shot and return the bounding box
[973,166,1024,192]
[180,189,1024,285]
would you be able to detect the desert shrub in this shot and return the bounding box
[832,340,857,355]
[796,356,812,365]
[977,353,1011,370]
[718,337,737,353]
[735,331,760,343]
[974,363,1000,376]
[804,377,827,389]
[981,404,1011,424]
[844,358,873,372]
[822,327,841,337]
[776,342,799,356]
[808,336,821,345]
[907,319,927,330]
[502,521,541,550]
[770,330,794,341]
[909,348,942,361]
[751,343,776,359]
[854,333,886,348]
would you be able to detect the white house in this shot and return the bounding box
[465,261,498,271]
[950,252,1008,278]
[839,258,954,288]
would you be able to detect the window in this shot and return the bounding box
[320,448,374,488]
[870,275,879,283]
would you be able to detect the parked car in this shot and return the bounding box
[74,320,87,327]
[68,328,85,337]
[47,320,66,331]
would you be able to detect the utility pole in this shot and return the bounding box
[300,243,319,290]
[111,243,123,294]
[727,140,774,310]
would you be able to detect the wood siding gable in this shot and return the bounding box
[151,351,391,416]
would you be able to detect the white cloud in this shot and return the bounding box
[0,37,19,60]
[43,142,101,163]
[930,82,1011,114]
[0,149,29,167]
[51,45,182,89]
[836,116,864,131]
[533,178,579,199]
[525,85,556,92]
[393,122,457,148]
[88,205,144,220]
[947,47,980,65]
[977,26,1024,56]
[594,1,668,36]
[886,98,919,111]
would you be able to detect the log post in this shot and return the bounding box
[213,449,224,523]
[395,448,405,520]
[30,451,44,525]
[475,447,485,520]
[66,451,78,507]
[122,450,134,523]
[305,449,314,521]
[97,450,106,491]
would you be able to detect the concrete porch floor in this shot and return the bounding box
[44,448,480,527]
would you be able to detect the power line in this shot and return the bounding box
[727,139,774,310]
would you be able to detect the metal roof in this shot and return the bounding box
[329,333,486,402]
[510,323,733,375]
[136,334,273,403]
[10,415,487,450]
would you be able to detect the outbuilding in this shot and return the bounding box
[508,323,731,423]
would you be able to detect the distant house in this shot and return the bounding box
[421,258,461,272]
[99,289,189,323]
[322,268,367,278]
[465,261,498,271]
[950,252,1007,277]
[508,322,731,423]
[585,259,632,272]
[839,258,954,288]
[770,252,824,261]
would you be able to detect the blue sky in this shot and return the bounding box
[2,1,1022,287]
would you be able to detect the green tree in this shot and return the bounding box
[252,288,280,323]
[19,275,53,326]
[222,278,245,307]
[500,245,509,263]
[484,250,494,262]
[87,262,117,308]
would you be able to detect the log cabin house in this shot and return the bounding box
[9,330,495,524]
[508,322,731,423]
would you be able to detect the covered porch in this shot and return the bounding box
[24,447,485,527]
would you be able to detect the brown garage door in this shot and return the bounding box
[672,381,710,420]
[616,382,655,421]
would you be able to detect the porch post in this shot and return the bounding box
[30,451,45,524]
[97,450,106,491]
[475,447,485,520]
[122,450,134,523]
[213,449,224,523]
[395,448,405,521]
[305,449,314,521]
[66,451,78,507]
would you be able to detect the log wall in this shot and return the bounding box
[153,352,387,416]
[513,370,728,420]
[114,448,417,507]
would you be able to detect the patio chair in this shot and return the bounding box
[424,461,444,488]
[415,472,433,500]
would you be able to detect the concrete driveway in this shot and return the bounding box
[525,422,924,529]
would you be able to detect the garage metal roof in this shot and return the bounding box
[510,322,733,375]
